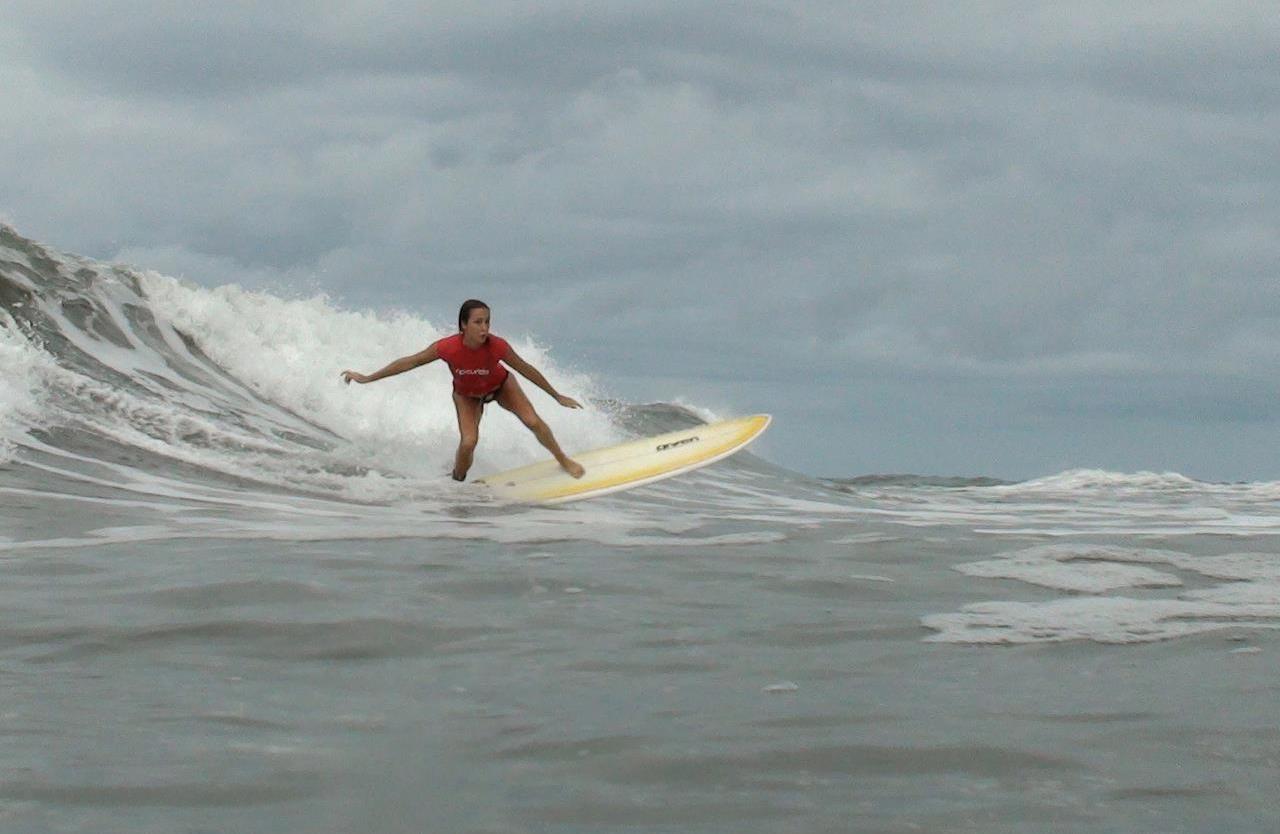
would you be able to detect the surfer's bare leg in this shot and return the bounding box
[497,377,585,478]
[451,391,483,481]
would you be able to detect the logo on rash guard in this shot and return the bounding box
[456,369,490,375]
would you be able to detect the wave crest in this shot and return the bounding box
[0,225,742,502]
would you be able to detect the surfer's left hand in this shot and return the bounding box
[556,394,583,409]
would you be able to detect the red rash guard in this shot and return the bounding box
[435,333,511,398]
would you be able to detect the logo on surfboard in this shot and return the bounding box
[656,436,699,452]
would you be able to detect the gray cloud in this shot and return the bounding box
[3,2,1279,478]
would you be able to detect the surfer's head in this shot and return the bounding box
[458,299,491,343]
[458,299,490,330]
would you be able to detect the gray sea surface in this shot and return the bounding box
[2,463,1278,834]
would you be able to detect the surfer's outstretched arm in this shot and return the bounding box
[341,342,440,385]
[502,349,583,409]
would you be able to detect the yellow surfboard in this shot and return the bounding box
[477,414,772,504]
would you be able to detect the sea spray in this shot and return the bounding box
[136,270,624,479]
[0,309,52,462]
[1,225,624,497]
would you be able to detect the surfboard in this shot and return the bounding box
[477,414,771,504]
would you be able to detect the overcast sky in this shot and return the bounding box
[3,2,1279,480]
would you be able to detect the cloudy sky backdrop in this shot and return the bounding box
[3,2,1278,480]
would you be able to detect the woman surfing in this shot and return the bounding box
[341,300,585,482]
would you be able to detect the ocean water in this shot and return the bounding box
[1,225,1277,833]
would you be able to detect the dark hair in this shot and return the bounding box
[458,299,490,330]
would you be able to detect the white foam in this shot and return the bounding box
[1184,556,1280,607]
[137,271,625,483]
[4,241,639,508]
[669,398,723,424]
[0,311,53,461]
[832,532,904,545]
[0,503,790,553]
[928,544,1280,644]
[849,471,1280,537]
[924,596,1280,644]
[0,232,843,550]
[999,469,1202,493]
[1183,552,1280,582]
[956,545,1186,593]
[762,681,800,694]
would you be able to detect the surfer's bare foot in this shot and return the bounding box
[560,458,585,479]
[451,470,466,482]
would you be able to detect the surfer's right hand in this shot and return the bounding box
[341,370,368,385]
